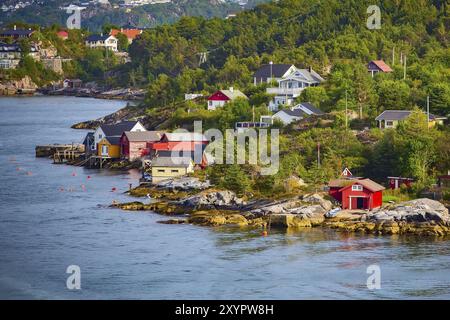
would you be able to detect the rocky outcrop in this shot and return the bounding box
[155,177,211,191]
[0,76,38,95]
[364,198,449,224]
[71,103,146,129]
[325,199,450,236]
[178,190,246,209]
[269,213,323,228]
[250,193,332,216]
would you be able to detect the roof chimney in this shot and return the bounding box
[308,66,312,73]
[229,87,234,92]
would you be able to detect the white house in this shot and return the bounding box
[262,66,325,111]
[253,63,297,85]
[85,34,118,52]
[271,109,304,125]
[93,120,146,152]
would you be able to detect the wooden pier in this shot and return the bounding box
[53,150,85,164]
[36,143,84,158]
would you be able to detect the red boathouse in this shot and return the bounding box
[328,178,385,210]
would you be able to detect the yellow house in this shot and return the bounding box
[151,156,194,183]
[97,137,121,158]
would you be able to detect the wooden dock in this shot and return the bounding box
[36,143,84,158]
[53,150,85,164]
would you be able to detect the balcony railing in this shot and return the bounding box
[266,87,305,96]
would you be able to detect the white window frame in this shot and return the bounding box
[352,184,363,191]
[101,145,109,156]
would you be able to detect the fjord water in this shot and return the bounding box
[0,96,449,300]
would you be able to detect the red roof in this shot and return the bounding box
[57,31,69,38]
[370,60,393,72]
[110,29,142,40]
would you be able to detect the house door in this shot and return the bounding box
[101,145,109,156]
[357,197,364,209]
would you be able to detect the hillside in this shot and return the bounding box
[0,0,270,31]
[101,0,448,196]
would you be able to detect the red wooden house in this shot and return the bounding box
[120,131,163,161]
[207,88,248,110]
[328,178,385,210]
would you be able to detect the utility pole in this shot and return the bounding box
[345,90,348,130]
[392,46,395,66]
[403,55,407,80]
[269,61,273,83]
[317,142,321,169]
[252,105,255,123]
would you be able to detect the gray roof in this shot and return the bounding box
[124,131,162,142]
[0,29,34,37]
[278,109,304,117]
[253,64,293,79]
[0,42,38,52]
[281,68,324,83]
[294,102,324,115]
[86,34,113,42]
[104,136,121,145]
[100,121,140,137]
[375,110,445,121]
[82,132,94,145]
[152,156,193,168]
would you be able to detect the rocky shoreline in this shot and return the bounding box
[41,87,145,101]
[113,177,450,237]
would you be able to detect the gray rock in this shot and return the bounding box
[366,198,449,224]
[302,193,333,211]
[179,190,246,208]
[156,177,211,191]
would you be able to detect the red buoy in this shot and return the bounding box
[111,187,117,192]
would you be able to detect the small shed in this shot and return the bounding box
[387,176,414,190]
[151,156,194,183]
[328,178,385,210]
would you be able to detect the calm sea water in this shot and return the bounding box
[0,96,449,300]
